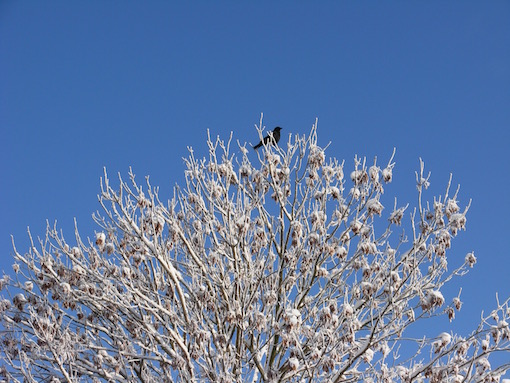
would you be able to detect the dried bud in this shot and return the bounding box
[465,252,477,268]
[453,297,462,310]
[369,165,380,182]
[24,281,33,292]
[12,293,27,310]
[382,167,393,183]
[342,302,354,317]
[366,198,384,216]
[363,348,374,363]
[95,232,106,249]
[288,357,299,371]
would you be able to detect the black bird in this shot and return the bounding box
[253,127,282,150]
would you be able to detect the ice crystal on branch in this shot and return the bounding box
[1,120,509,382]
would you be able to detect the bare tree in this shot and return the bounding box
[1,121,509,383]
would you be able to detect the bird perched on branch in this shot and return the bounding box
[253,127,282,150]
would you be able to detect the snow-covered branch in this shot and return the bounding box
[1,121,508,382]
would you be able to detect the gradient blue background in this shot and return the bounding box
[1,1,509,370]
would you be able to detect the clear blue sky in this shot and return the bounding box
[1,0,509,356]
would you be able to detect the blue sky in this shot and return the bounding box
[1,0,509,359]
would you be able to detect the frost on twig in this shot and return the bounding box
[0,120,508,382]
